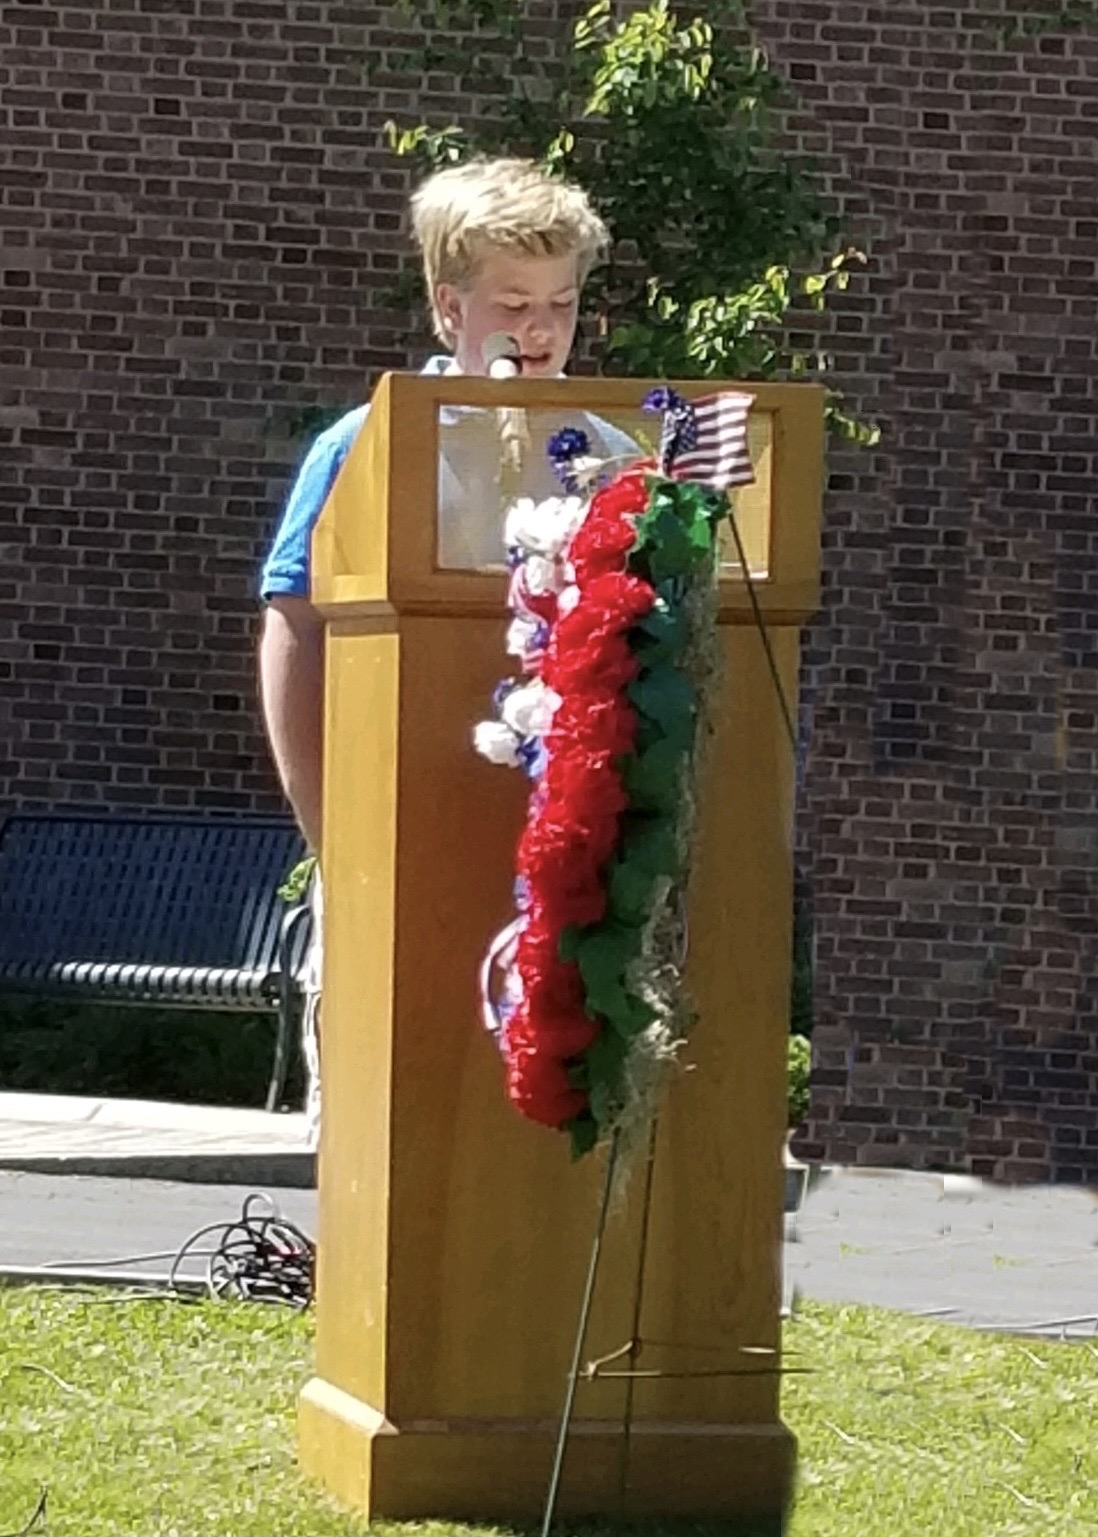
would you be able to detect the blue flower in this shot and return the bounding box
[492,677,520,712]
[547,426,591,492]
[517,736,547,781]
[547,426,590,462]
[642,387,698,468]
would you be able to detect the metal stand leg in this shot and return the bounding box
[540,1133,621,1537]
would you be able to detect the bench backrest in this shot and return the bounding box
[0,813,307,973]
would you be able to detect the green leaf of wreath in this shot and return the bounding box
[673,482,727,549]
[577,1028,631,1136]
[630,603,684,663]
[583,1024,630,1087]
[638,505,701,582]
[621,818,680,880]
[570,924,657,1035]
[611,991,658,1037]
[628,668,697,737]
[687,505,716,551]
[559,923,582,963]
[566,1058,589,1090]
[606,856,659,925]
[566,1111,599,1160]
[620,738,685,811]
[572,921,633,980]
[588,1075,617,1129]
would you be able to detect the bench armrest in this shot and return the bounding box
[266,899,315,1112]
[277,899,314,987]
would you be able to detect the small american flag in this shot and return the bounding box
[643,387,755,491]
[667,389,754,491]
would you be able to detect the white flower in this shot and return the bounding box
[473,720,522,766]
[504,498,542,552]
[505,495,586,557]
[522,554,560,596]
[506,614,545,659]
[557,582,580,616]
[571,455,606,489]
[552,495,586,545]
[500,681,561,738]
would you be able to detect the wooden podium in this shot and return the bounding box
[298,375,824,1526]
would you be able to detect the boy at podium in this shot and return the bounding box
[257,157,635,1134]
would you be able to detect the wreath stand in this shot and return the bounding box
[297,372,824,1528]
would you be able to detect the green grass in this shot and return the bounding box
[0,1292,1094,1536]
[787,1305,1095,1536]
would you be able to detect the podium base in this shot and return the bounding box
[299,1376,795,1526]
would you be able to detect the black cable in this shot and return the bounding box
[20,1192,316,1307]
[169,1192,315,1309]
[724,500,799,755]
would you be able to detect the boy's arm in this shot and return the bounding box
[259,596,325,854]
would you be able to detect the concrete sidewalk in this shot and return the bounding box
[0,1171,317,1286]
[0,1092,314,1187]
[785,1164,1098,1340]
[0,1093,1094,1342]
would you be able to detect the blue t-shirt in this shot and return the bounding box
[259,356,638,599]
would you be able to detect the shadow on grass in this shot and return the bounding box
[527,1519,782,1537]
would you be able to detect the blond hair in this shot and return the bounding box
[410,157,609,342]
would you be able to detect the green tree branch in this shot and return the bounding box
[384,0,879,444]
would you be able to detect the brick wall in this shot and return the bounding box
[0,0,567,812]
[748,1,1098,1182]
[3,1,1096,1178]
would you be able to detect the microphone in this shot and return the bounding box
[481,334,528,491]
[483,332,521,379]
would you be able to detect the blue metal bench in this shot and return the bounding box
[0,812,312,1111]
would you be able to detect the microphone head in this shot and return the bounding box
[483,332,521,377]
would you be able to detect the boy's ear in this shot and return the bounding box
[436,283,463,338]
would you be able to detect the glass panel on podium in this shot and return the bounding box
[433,399,773,579]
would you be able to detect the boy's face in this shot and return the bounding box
[437,248,581,378]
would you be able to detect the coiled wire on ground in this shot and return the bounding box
[168,1191,315,1308]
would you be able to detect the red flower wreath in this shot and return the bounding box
[502,471,658,1125]
[478,392,755,1148]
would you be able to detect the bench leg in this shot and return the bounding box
[267,898,314,1112]
[266,984,297,1112]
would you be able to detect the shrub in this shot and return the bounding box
[788,1032,812,1129]
[0,996,305,1109]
